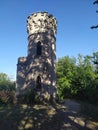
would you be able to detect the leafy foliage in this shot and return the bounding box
[56,52,98,104]
[0,73,15,91]
[0,73,16,104]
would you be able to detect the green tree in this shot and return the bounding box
[56,53,98,104]
[76,55,95,100]
[0,73,15,91]
[93,52,98,69]
[0,73,16,104]
[56,56,76,99]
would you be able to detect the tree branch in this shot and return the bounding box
[91,25,98,29]
[93,0,98,4]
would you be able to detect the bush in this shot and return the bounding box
[24,89,36,104]
[0,91,16,104]
[17,89,46,104]
[0,73,16,104]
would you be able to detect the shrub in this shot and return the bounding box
[24,89,36,104]
[0,90,16,104]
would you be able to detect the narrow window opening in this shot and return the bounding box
[36,76,41,90]
[37,41,42,56]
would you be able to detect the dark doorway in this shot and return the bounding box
[36,41,42,56]
[36,76,41,90]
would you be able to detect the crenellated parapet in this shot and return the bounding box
[27,12,57,36]
[17,57,27,65]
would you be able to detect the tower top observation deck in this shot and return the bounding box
[27,12,57,37]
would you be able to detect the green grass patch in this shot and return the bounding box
[80,102,98,129]
[0,104,60,130]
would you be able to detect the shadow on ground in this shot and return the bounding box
[0,101,97,130]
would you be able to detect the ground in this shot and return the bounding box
[0,99,98,130]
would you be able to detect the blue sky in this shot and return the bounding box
[0,0,98,80]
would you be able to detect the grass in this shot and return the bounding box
[0,101,98,130]
[80,102,98,129]
[0,103,65,130]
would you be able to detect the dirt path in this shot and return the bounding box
[60,99,97,130]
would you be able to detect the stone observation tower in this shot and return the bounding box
[16,12,57,101]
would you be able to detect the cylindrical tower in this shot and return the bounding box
[27,12,57,100]
[16,12,57,101]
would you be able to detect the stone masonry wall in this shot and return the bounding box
[16,12,57,100]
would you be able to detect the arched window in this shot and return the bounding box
[36,41,42,56]
[36,76,41,90]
